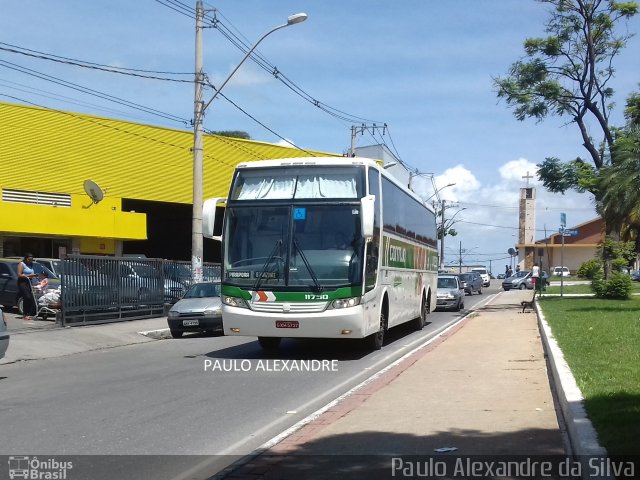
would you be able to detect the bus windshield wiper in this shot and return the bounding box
[292,238,323,293]
[253,239,282,292]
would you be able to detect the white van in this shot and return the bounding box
[553,266,570,277]
[471,267,490,287]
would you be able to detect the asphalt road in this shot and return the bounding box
[0,284,499,479]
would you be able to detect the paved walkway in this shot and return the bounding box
[222,290,571,479]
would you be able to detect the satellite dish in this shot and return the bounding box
[83,180,104,204]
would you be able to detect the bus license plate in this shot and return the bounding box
[183,319,199,326]
[275,320,299,329]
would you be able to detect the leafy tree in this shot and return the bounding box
[494,0,638,197]
[209,130,251,140]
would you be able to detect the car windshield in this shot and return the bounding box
[473,269,487,274]
[458,274,470,281]
[438,277,458,289]
[513,271,530,278]
[183,283,220,298]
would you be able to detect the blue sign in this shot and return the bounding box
[561,228,578,237]
[560,212,566,228]
[293,208,306,220]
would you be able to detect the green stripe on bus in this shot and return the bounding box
[221,285,362,301]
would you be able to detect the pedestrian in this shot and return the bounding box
[516,265,521,273]
[532,262,540,289]
[17,253,37,320]
[505,264,509,275]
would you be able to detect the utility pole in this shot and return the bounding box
[349,123,387,157]
[191,0,205,283]
[459,241,463,273]
[440,199,446,269]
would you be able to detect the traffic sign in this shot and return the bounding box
[560,212,566,228]
[560,228,578,237]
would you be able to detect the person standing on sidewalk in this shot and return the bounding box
[17,253,37,320]
[531,262,540,290]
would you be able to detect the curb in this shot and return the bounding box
[535,301,613,480]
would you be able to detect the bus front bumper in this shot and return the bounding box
[222,304,367,339]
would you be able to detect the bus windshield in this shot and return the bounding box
[224,204,363,289]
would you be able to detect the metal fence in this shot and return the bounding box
[59,255,220,326]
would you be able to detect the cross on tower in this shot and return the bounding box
[522,171,534,186]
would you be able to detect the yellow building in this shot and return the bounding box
[0,102,335,260]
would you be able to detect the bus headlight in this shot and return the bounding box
[222,296,248,309]
[331,297,361,309]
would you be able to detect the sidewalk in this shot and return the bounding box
[221,290,580,479]
[0,314,169,365]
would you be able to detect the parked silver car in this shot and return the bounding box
[436,275,465,311]
[502,270,549,290]
[0,304,9,359]
[167,282,223,338]
[457,272,483,295]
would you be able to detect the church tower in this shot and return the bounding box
[518,172,536,269]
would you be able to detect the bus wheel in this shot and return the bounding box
[412,295,427,331]
[258,337,281,350]
[367,310,386,350]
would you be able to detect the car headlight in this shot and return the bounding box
[222,296,248,309]
[168,310,179,318]
[204,307,222,316]
[331,297,361,309]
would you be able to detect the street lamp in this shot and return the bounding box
[425,182,455,202]
[437,202,464,269]
[191,4,308,281]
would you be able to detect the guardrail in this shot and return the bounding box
[59,255,220,326]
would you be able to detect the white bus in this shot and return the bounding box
[203,157,438,350]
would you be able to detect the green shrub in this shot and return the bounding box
[577,258,603,279]
[591,271,632,299]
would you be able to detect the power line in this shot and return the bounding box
[0,59,190,126]
[0,41,193,80]
[0,93,241,170]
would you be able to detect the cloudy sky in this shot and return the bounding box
[2,1,639,268]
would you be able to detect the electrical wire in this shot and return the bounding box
[0,59,190,126]
[0,41,193,79]
[0,93,239,170]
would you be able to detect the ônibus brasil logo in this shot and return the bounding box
[8,456,73,479]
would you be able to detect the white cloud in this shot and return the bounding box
[498,158,540,185]
[276,138,296,148]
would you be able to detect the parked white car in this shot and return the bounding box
[470,267,490,287]
[552,266,570,277]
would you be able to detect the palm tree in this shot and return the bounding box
[599,125,640,253]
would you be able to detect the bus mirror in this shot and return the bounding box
[203,197,226,241]
[361,194,375,239]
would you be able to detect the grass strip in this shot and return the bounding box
[539,297,640,455]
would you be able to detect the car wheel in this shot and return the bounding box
[367,309,386,351]
[455,298,462,311]
[460,300,464,310]
[519,283,527,290]
[17,296,24,315]
[258,336,281,350]
[170,329,183,338]
[478,287,482,294]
